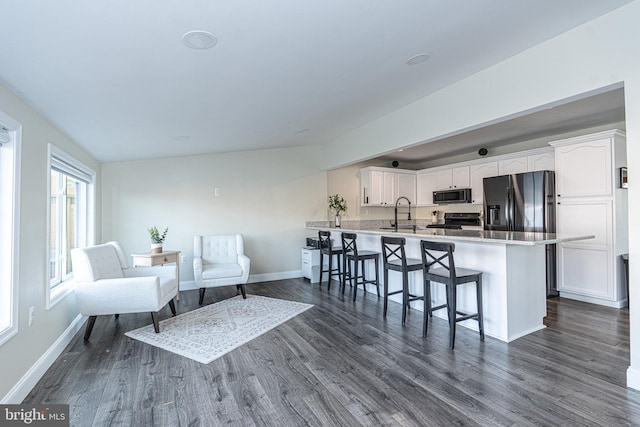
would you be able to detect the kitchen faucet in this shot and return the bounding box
[394,196,412,232]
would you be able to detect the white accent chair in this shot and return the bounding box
[71,241,179,340]
[193,234,250,305]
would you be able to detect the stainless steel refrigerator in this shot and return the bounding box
[483,170,558,296]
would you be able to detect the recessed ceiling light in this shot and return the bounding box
[406,53,430,66]
[296,128,310,133]
[175,135,191,141]
[182,30,217,50]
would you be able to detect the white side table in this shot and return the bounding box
[301,247,320,284]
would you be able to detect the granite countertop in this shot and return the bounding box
[306,224,594,246]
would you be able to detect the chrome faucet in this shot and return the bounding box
[394,196,412,232]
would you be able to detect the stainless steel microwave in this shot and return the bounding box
[433,188,472,204]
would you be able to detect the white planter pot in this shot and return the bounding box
[151,243,163,253]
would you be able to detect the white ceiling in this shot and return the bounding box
[0,1,632,163]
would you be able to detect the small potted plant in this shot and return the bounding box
[431,210,439,224]
[328,194,348,228]
[147,226,168,253]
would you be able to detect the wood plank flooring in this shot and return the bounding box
[24,278,640,426]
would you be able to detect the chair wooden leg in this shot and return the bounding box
[84,316,97,341]
[238,284,247,299]
[151,312,160,333]
[383,268,389,317]
[448,285,457,350]
[327,251,333,290]
[169,299,176,316]
[476,276,485,341]
[374,256,380,298]
[319,250,325,287]
[423,279,429,337]
[199,288,206,305]
[353,259,360,302]
[402,272,409,325]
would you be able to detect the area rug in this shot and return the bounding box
[125,294,313,364]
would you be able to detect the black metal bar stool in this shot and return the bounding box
[318,230,343,290]
[380,236,423,325]
[420,240,485,349]
[341,232,380,301]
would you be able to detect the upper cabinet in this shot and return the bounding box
[360,167,416,206]
[470,161,499,204]
[498,156,528,175]
[552,136,615,198]
[435,166,470,190]
[528,151,555,172]
[416,171,437,206]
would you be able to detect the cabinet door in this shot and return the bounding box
[528,151,554,171]
[554,138,612,198]
[470,161,499,204]
[417,171,437,205]
[557,199,614,299]
[396,173,416,204]
[452,166,470,188]
[435,169,453,190]
[499,156,528,175]
[382,172,396,205]
[361,169,384,205]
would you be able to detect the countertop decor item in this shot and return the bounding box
[431,210,439,224]
[328,194,347,228]
[148,226,168,253]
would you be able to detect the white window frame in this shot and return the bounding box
[0,112,21,346]
[46,144,95,309]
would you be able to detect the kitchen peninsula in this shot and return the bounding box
[306,224,594,342]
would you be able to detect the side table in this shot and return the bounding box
[131,250,181,300]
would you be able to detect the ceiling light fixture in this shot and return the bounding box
[175,135,191,141]
[296,128,310,133]
[182,30,217,50]
[406,53,430,66]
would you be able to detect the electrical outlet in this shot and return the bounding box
[28,306,35,326]
[181,255,187,264]
[214,187,221,197]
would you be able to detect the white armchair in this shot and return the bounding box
[71,241,179,340]
[193,234,250,305]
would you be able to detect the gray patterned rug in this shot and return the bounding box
[125,294,313,364]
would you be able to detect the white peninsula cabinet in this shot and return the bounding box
[550,130,628,307]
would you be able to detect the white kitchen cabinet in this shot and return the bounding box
[360,166,416,206]
[397,172,417,204]
[527,151,555,172]
[498,156,528,175]
[553,137,613,198]
[550,130,628,307]
[416,171,437,206]
[435,166,469,190]
[382,172,396,205]
[470,161,499,205]
[360,168,384,205]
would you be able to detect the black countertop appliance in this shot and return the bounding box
[483,170,557,297]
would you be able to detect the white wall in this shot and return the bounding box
[101,146,327,283]
[0,83,101,401]
[322,1,640,389]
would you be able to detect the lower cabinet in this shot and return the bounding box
[301,248,320,284]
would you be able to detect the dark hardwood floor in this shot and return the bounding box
[24,278,640,426]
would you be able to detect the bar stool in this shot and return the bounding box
[318,230,343,290]
[420,240,484,350]
[341,233,380,301]
[380,236,423,325]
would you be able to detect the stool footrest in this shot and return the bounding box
[455,312,479,322]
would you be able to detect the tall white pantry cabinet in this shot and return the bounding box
[550,130,628,307]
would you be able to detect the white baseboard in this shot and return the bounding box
[1,314,86,404]
[178,271,303,293]
[628,366,640,391]
[559,291,626,308]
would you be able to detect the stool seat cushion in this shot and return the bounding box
[427,266,482,280]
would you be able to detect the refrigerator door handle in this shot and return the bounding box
[506,187,512,231]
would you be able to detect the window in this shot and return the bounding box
[47,145,95,306]
[0,113,21,346]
